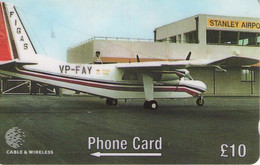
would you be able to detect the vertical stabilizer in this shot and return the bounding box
[0,2,12,61]
[3,2,37,61]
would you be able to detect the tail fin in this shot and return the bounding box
[0,2,36,62]
[0,2,12,61]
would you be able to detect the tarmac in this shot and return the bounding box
[0,95,259,164]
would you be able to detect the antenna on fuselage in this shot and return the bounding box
[136,55,140,62]
[186,52,192,60]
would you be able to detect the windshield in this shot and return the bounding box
[184,74,193,80]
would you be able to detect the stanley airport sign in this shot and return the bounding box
[207,18,260,30]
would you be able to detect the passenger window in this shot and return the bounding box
[122,71,138,80]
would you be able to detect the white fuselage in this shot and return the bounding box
[0,54,207,99]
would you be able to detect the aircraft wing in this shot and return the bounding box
[116,56,259,70]
[206,56,259,66]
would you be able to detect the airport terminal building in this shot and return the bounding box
[67,14,260,96]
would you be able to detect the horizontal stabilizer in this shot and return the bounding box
[0,60,37,66]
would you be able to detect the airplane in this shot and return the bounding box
[0,2,258,110]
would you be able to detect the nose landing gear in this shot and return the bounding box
[144,100,158,110]
[196,96,204,106]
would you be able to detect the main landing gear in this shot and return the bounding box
[144,100,158,110]
[105,97,203,109]
[106,98,118,106]
[196,96,204,106]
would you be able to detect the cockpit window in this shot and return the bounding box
[122,71,138,80]
[184,74,193,80]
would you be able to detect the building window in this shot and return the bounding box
[221,31,238,45]
[207,30,260,46]
[239,32,260,46]
[169,36,176,43]
[257,34,260,45]
[157,38,167,42]
[207,30,220,44]
[184,31,198,43]
[177,34,181,43]
[241,68,255,82]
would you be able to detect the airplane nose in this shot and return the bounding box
[180,80,207,93]
[198,81,207,93]
[192,80,207,93]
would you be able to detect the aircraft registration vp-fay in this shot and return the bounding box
[0,2,258,110]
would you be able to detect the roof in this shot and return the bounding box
[155,14,260,30]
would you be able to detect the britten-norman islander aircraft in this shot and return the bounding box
[0,2,258,110]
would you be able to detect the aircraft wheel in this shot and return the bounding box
[144,100,158,110]
[106,99,112,105]
[106,98,118,106]
[196,97,204,106]
[144,101,150,109]
[111,99,118,106]
[150,100,158,110]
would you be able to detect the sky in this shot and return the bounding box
[2,0,260,61]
